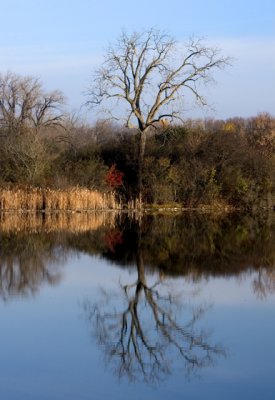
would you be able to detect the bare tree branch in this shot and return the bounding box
[0,72,65,135]
[87,30,230,130]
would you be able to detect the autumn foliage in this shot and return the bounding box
[104,228,124,252]
[105,164,124,189]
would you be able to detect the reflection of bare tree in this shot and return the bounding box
[0,212,117,300]
[0,234,65,300]
[253,268,275,299]
[84,246,225,383]
[0,257,62,300]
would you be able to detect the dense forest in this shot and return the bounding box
[0,72,274,210]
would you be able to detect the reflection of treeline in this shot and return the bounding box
[1,108,274,209]
[142,214,274,277]
[45,212,274,279]
[0,213,274,299]
[85,213,275,279]
[0,213,116,299]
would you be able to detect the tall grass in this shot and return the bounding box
[0,187,120,211]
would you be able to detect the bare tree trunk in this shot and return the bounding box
[138,129,147,208]
[137,250,146,287]
[136,220,146,293]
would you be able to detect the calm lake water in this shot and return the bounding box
[0,212,274,400]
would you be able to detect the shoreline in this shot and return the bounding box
[0,187,273,214]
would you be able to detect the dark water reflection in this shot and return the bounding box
[0,212,274,398]
[1,212,274,300]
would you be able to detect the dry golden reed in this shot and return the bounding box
[0,187,120,212]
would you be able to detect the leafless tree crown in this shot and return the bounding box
[0,72,65,135]
[87,29,230,130]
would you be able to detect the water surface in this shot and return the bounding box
[0,212,274,399]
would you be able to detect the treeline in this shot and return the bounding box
[0,72,274,210]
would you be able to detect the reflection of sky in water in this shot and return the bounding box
[0,253,274,400]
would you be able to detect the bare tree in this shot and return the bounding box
[87,28,230,204]
[0,72,64,136]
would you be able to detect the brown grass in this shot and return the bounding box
[0,187,120,211]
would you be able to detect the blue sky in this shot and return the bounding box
[1,0,274,120]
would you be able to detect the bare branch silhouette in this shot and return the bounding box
[84,246,225,383]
